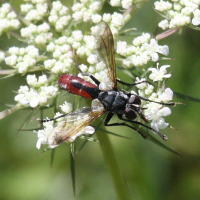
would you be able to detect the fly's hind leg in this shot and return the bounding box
[117,114,168,141]
[104,112,148,140]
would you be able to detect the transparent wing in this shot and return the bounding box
[51,106,105,145]
[95,22,117,88]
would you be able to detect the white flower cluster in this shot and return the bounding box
[91,12,124,37]
[110,0,145,9]
[44,36,74,73]
[35,111,94,149]
[76,35,96,58]
[154,0,200,30]
[0,1,178,149]
[72,0,102,22]
[44,12,124,78]
[0,51,5,63]
[5,46,39,74]
[20,0,48,22]
[134,64,173,131]
[14,74,58,108]
[0,3,21,36]
[1,1,125,80]
[117,34,169,68]
[59,101,73,113]
[48,1,71,32]
[85,54,112,85]
[21,23,53,45]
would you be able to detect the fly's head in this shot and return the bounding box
[125,96,148,123]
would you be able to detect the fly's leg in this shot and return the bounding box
[104,113,148,139]
[131,93,179,106]
[37,114,67,126]
[74,61,100,86]
[117,78,182,107]
[117,78,152,87]
[117,114,168,140]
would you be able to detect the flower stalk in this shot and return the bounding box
[97,131,131,200]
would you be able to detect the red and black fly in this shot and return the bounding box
[38,22,178,146]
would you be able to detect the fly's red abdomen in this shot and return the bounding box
[58,74,99,100]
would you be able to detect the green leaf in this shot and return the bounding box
[50,149,55,167]
[188,24,200,31]
[174,91,200,103]
[99,128,131,139]
[144,129,181,157]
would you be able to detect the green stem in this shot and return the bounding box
[123,0,148,24]
[0,105,21,120]
[96,131,131,200]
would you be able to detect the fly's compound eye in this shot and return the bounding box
[125,107,137,120]
[128,96,141,105]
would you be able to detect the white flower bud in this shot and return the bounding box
[103,13,111,23]
[91,14,102,24]
[59,101,72,113]
[87,54,98,64]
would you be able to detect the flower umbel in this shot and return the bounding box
[154,0,200,30]
[0,0,178,151]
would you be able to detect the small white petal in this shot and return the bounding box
[30,98,39,108]
[151,53,159,62]
[165,88,173,100]
[163,74,171,78]
[160,107,171,116]
[151,121,159,132]
[84,126,95,135]
[99,82,112,91]
[157,118,169,129]
[36,138,43,149]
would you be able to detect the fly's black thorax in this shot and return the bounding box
[98,91,129,114]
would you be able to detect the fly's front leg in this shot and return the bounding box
[74,61,100,86]
[117,78,181,107]
[117,78,152,87]
[132,93,176,106]
[104,113,148,139]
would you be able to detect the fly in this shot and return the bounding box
[38,22,178,146]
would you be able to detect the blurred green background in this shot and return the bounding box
[1,1,200,200]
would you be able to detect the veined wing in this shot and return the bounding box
[51,106,105,145]
[95,22,117,89]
